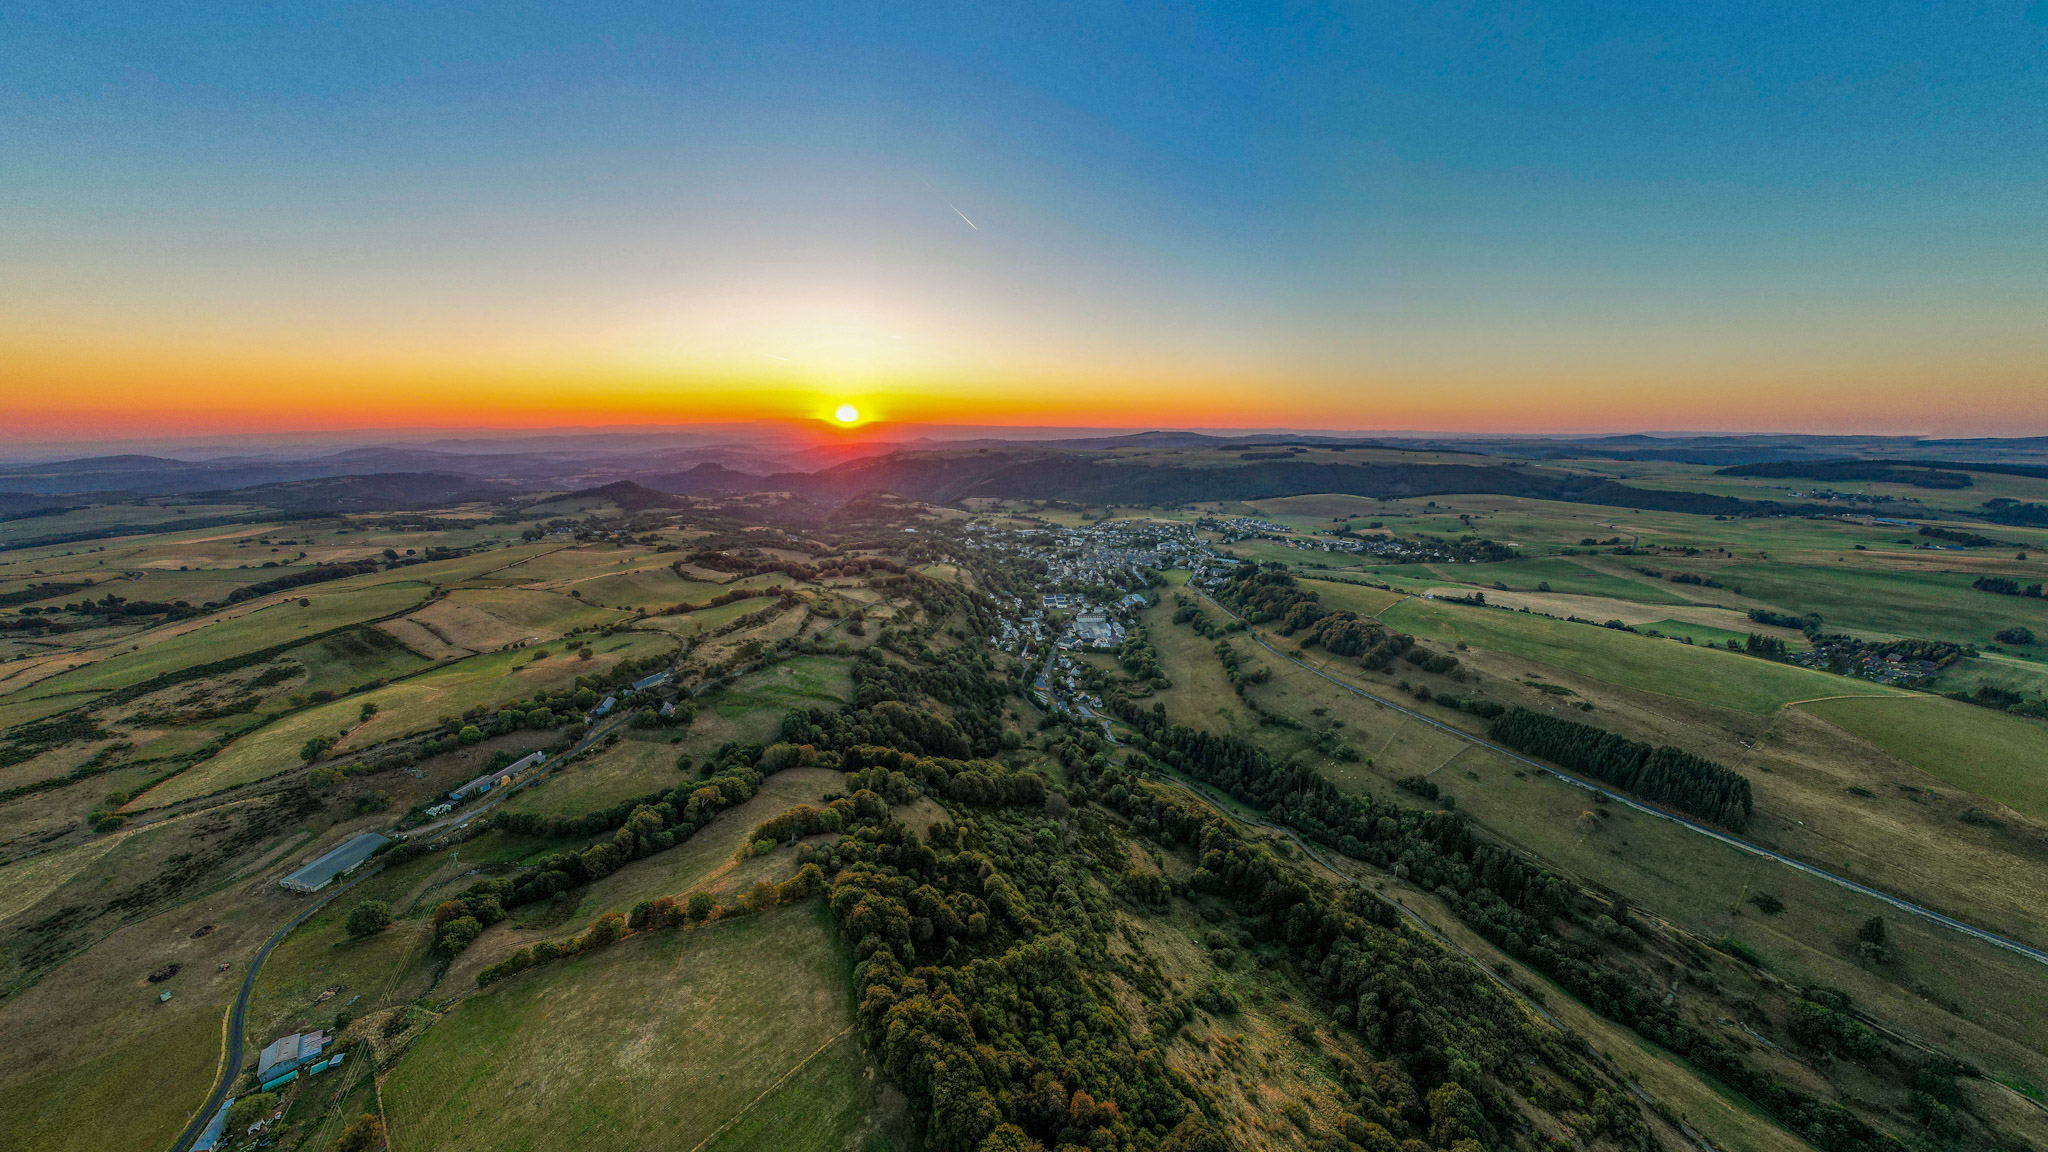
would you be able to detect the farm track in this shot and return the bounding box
[1193,589,2048,968]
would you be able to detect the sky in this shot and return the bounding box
[4,1,2046,440]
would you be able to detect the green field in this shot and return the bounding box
[557,768,845,932]
[712,656,853,716]
[1798,696,2048,821]
[1431,557,1694,603]
[1717,561,2048,645]
[571,567,728,610]
[137,634,674,807]
[441,587,624,634]
[289,626,436,697]
[1295,576,1409,617]
[500,737,680,817]
[1,580,434,707]
[0,998,229,1152]
[1381,598,1891,713]
[381,902,882,1152]
[1638,619,1761,647]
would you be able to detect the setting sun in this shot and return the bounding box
[833,403,860,424]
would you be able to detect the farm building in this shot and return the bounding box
[450,751,543,802]
[193,1097,234,1151]
[257,1029,329,1080]
[279,834,388,893]
[631,671,669,691]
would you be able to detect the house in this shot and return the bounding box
[279,835,389,893]
[257,1030,329,1080]
[592,695,617,717]
[631,671,670,691]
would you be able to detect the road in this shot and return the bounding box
[169,867,378,1152]
[167,703,641,1152]
[1191,588,2048,968]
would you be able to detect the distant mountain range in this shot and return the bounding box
[3,430,2046,516]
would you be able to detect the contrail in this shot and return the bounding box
[764,354,788,360]
[920,177,978,230]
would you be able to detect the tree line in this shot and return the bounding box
[1110,707,1914,1152]
[1487,707,1753,829]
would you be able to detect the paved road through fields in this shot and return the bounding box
[1191,588,2048,968]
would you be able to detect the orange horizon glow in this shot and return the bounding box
[5,343,2046,443]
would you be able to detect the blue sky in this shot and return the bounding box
[3,1,2045,434]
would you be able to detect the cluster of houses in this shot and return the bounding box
[1064,609,1126,650]
[1791,643,1944,687]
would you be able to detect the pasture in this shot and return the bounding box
[500,737,681,818]
[1798,695,2048,822]
[381,902,875,1152]
[1428,557,1693,603]
[711,656,853,716]
[0,580,433,708]
[1381,598,1888,713]
[136,634,673,807]
[1716,561,2048,645]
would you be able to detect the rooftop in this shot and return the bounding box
[279,834,388,893]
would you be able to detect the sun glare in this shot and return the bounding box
[834,403,860,424]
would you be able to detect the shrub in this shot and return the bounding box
[344,901,392,939]
[226,1094,281,1133]
[336,1113,386,1152]
[435,915,483,956]
[777,863,826,903]
[580,911,626,950]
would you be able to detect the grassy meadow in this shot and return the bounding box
[1798,695,2048,821]
[381,902,884,1152]
[135,633,674,807]
[1381,597,1886,713]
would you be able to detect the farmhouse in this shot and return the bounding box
[257,1029,329,1080]
[278,833,389,893]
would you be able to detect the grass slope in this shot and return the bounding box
[1798,696,2048,821]
[137,634,673,807]
[1382,598,1890,713]
[1,581,432,707]
[381,902,879,1152]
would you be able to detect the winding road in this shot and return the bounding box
[166,701,650,1152]
[169,867,377,1152]
[1192,588,2048,968]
